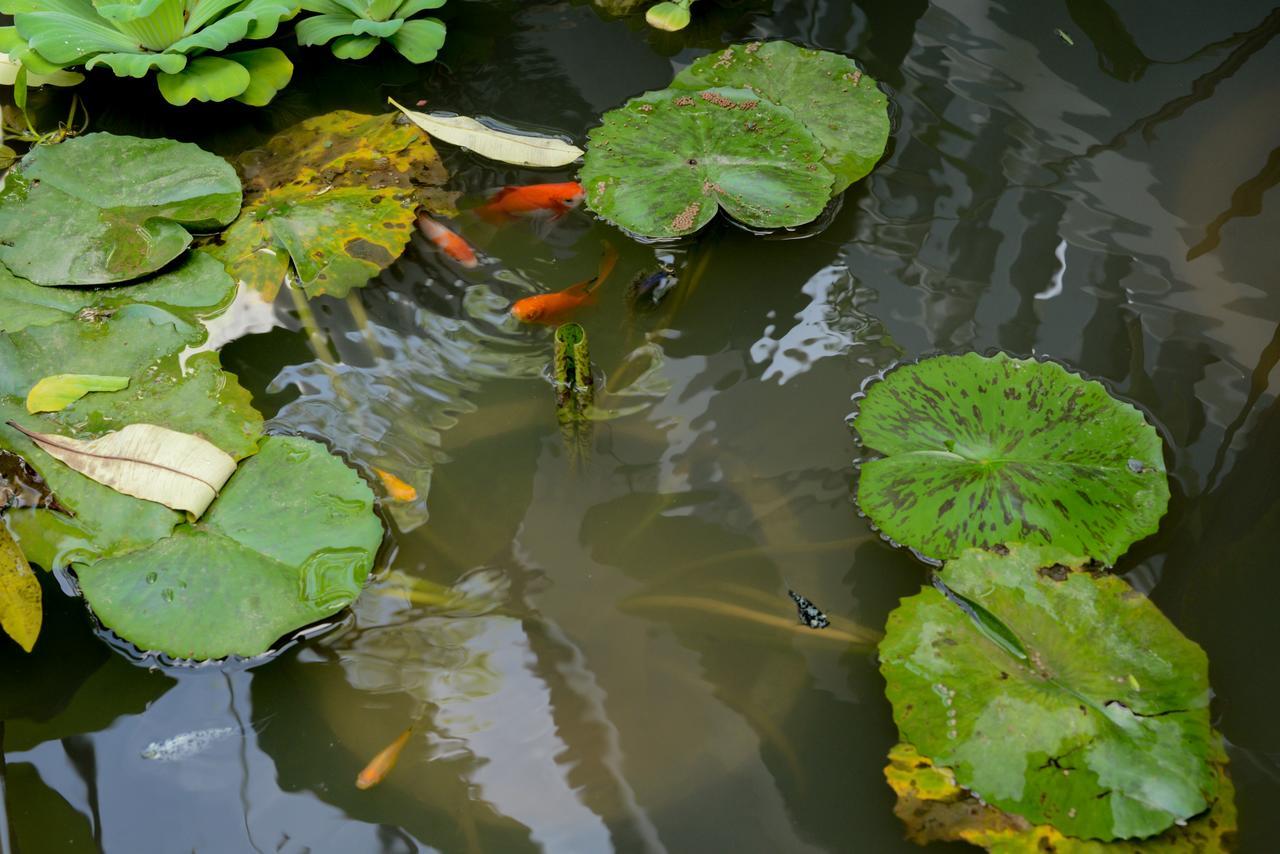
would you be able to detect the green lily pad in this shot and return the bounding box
[580,86,834,238]
[851,353,1169,564]
[212,110,455,299]
[0,133,242,286]
[0,250,237,334]
[75,435,383,659]
[879,545,1218,841]
[672,41,889,192]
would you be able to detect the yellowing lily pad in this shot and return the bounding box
[213,110,456,299]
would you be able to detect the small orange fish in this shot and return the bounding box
[373,468,418,502]
[477,182,584,223]
[417,214,478,268]
[356,726,414,790]
[511,243,619,325]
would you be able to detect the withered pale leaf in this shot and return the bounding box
[6,421,236,518]
[390,99,584,168]
[26,374,130,414]
[0,522,41,653]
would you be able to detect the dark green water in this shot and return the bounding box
[4,1,1280,851]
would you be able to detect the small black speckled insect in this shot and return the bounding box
[787,589,830,629]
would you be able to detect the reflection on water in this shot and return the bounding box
[4,0,1280,851]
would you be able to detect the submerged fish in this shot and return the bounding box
[356,726,415,790]
[626,265,678,310]
[373,467,418,502]
[477,181,584,222]
[417,214,478,268]
[141,727,237,761]
[511,243,619,325]
[787,589,830,630]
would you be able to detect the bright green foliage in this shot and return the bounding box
[296,0,447,63]
[852,353,1169,564]
[880,545,1218,841]
[0,135,241,286]
[581,86,834,238]
[76,436,383,659]
[0,0,298,105]
[672,41,889,192]
[645,1,691,31]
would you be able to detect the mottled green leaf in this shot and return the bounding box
[672,41,889,192]
[76,436,383,659]
[880,545,1218,840]
[884,741,1237,852]
[0,133,241,286]
[852,353,1169,564]
[581,86,833,238]
[212,110,454,299]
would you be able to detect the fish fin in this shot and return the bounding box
[584,242,620,295]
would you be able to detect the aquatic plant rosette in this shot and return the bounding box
[296,0,447,62]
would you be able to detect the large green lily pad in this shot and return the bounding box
[852,353,1169,564]
[672,41,889,192]
[212,110,455,299]
[880,545,1218,841]
[76,435,383,659]
[580,86,834,238]
[0,133,242,286]
[0,250,236,334]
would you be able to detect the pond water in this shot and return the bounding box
[4,0,1280,851]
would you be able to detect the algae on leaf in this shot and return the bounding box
[0,134,241,286]
[213,110,456,300]
[879,545,1218,841]
[852,353,1169,564]
[76,436,383,659]
[581,86,834,238]
[672,41,889,192]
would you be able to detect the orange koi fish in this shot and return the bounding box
[511,243,619,325]
[417,214,478,268]
[356,726,414,790]
[477,182,584,223]
[373,468,418,502]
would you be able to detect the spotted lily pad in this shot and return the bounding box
[75,435,383,659]
[212,110,456,299]
[880,545,1218,841]
[0,133,241,286]
[672,41,889,192]
[851,353,1169,564]
[580,86,834,238]
[884,742,1236,852]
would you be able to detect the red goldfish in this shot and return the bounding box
[356,726,414,790]
[511,243,619,325]
[417,214,477,268]
[477,182,584,223]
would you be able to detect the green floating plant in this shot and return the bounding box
[296,0,447,63]
[645,0,692,31]
[0,0,298,106]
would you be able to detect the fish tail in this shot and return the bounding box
[585,242,620,295]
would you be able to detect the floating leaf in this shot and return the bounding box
[645,1,693,31]
[76,436,383,659]
[26,375,130,414]
[884,741,1237,852]
[213,110,455,299]
[0,521,41,652]
[672,41,889,193]
[852,353,1169,564]
[0,133,242,286]
[7,422,237,518]
[0,250,237,335]
[390,99,584,167]
[580,87,834,238]
[880,545,1217,840]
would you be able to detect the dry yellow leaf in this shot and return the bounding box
[7,421,237,518]
[390,98,584,168]
[26,374,130,414]
[0,521,41,652]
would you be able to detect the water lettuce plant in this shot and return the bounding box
[851,353,1169,564]
[880,545,1218,841]
[297,0,447,62]
[0,0,298,106]
[0,133,242,286]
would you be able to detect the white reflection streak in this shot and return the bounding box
[1035,239,1067,301]
[752,265,859,385]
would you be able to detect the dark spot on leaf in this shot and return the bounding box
[344,238,393,265]
[1037,563,1070,582]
